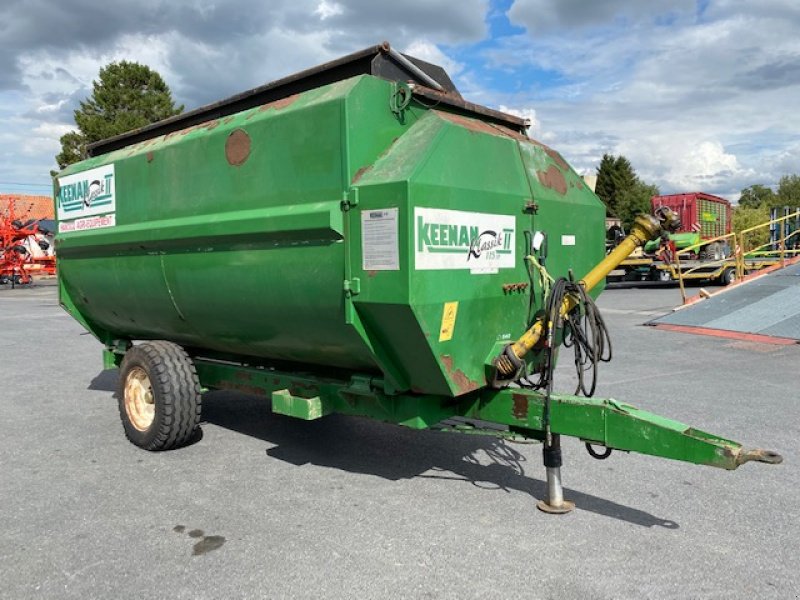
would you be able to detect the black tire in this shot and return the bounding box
[650,268,672,282]
[0,276,8,285]
[719,267,736,286]
[117,341,201,451]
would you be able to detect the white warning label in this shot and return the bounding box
[362,208,399,271]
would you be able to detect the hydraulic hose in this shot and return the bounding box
[494,208,679,382]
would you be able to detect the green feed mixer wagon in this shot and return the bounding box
[54,43,780,513]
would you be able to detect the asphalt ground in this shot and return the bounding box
[1,281,797,599]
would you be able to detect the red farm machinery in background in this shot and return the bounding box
[0,200,56,286]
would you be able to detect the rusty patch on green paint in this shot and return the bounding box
[538,165,567,195]
[146,151,154,163]
[436,110,529,142]
[543,147,570,171]
[258,94,300,112]
[352,164,373,183]
[225,129,251,166]
[512,393,529,420]
[441,355,481,395]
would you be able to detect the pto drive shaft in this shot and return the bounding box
[495,208,680,380]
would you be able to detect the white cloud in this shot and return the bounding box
[403,40,464,77]
[508,0,696,34]
[314,1,343,20]
[491,0,800,199]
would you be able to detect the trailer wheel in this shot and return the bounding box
[651,268,672,282]
[117,341,201,451]
[720,267,736,286]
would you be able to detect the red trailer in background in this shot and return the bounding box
[649,192,732,258]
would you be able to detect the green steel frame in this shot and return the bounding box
[103,348,780,472]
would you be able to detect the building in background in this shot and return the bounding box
[0,194,54,220]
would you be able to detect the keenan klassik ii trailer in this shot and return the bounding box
[54,44,781,513]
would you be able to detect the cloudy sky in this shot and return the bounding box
[1,0,798,201]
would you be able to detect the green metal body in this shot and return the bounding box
[60,70,777,473]
[56,74,604,397]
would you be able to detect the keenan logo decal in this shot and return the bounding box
[57,164,116,221]
[415,207,515,273]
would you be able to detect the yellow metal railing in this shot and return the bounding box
[670,210,800,299]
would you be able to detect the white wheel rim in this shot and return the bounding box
[124,367,155,431]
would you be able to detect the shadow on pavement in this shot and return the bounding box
[201,389,679,529]
[89,368,119,393]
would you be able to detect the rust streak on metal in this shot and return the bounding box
[352,164,373,183]
[538,165,567,195]
[146,151,154,163]
[225,129,251,166]
[258,93,300,112]
[544,147,570,171]
[435,110,531,142]
[512,393,529,420]
[440,355,481,395]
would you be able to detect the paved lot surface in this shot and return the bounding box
[2,281,797,599]
[653,261,800,340]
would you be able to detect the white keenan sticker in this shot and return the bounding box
[362,208,399,270]
[415,207,515,273]
[59,214,116,233]
[57,163,116,221]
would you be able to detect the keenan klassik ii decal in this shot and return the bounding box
[414,207,515,273]
[57,163,116,232]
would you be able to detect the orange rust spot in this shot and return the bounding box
[435,111,530,142]
[512,394,529,420]
[544,147,570,171]
[366,270,378,278]
[538,165,567,195]
[352,164,372,183]
[440,355,481,395]
[225,129,251,166]
[146,151,154,163]
[259,94,300,112]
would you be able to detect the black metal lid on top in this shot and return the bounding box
[87,42,529,157]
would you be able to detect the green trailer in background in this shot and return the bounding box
[54,44,781,514]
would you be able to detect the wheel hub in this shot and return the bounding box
[124,366,155,431]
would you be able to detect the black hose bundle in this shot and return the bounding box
[520,276,612,398]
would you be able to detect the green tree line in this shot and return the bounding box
[594,152,799,247]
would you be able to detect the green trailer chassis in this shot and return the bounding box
[104,348,782,508]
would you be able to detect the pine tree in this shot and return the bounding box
[56,61,183,169]
[595,153,637,217]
